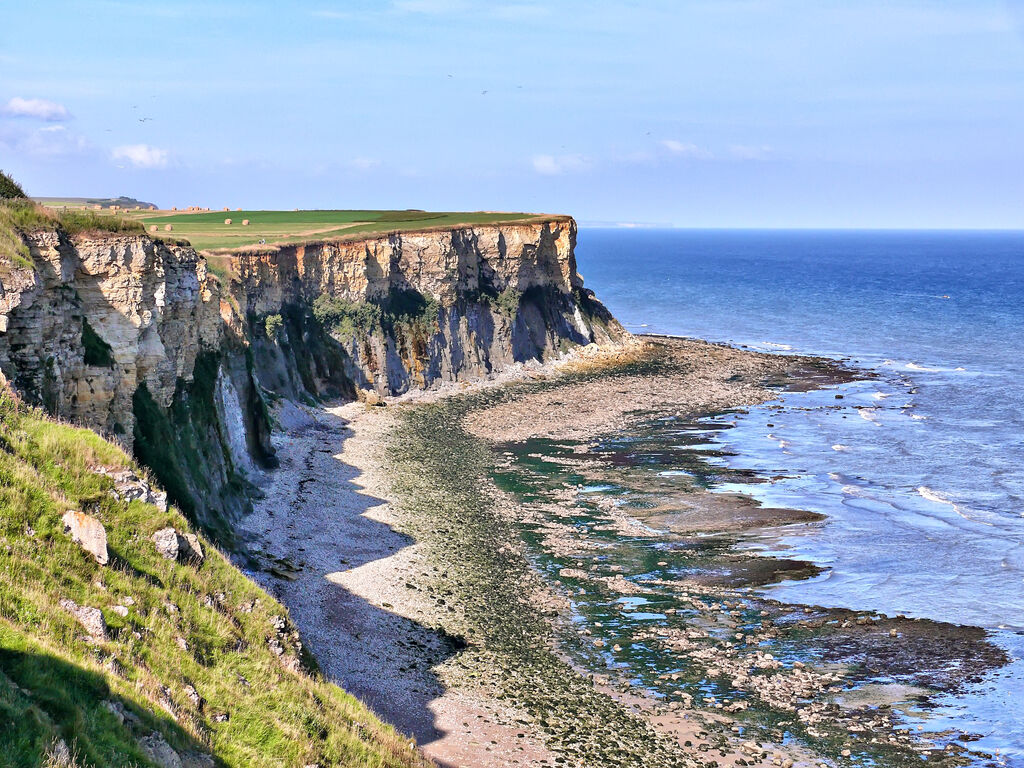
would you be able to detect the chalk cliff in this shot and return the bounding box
[236,217,621,397]
[0,217,624,536]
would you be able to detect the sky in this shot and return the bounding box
[1,0,1023,228]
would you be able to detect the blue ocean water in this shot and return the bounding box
[576,228,1024,758]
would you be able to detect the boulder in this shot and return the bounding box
[138,733,182,768]
[152,528,204,564]
[59,598,108,641]
[100,468,169,512]
[62,510,109,565]
[181,753,215,768]
[361,389,385,407]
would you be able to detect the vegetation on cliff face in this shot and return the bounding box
[131,351,271,546]
[80,319,115,368]
[0,205,35,271]
[0,386,427,768]
[312,287,440,342]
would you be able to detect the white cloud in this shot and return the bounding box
[111,143,169,169]
[661,140,711,159]
[27,127,87,156]
[3,97,71,121]
[729,144,773,160]
[350,157,380,170]
[531,153,590,175]
[0,122,89,158]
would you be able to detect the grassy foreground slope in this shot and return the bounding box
[130,209,557,251]
[0,388,425,768]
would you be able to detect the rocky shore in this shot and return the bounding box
[240,336,1008,768]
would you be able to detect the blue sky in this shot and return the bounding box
[2,0,1023,227]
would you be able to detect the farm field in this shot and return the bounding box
[127,208,556,251]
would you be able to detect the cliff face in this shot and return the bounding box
[235,218,621,397]
[0,230,274,538]
[0,231,219,438]
[0,218,623,538]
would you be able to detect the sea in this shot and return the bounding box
[572,228,1024,761]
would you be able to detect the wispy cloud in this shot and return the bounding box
[492,4,550,21]
[531,153,590,175]
[729,144,773,160]
[310,9,356,19]
[24,125,88,156]
[660,139,712,159]
[3,97,71,121]
[349,157,380,170]
[112,143,169,169]
[0,122,89,158]
[391,0,469,13]
[389,0,547,19]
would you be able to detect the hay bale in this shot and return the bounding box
[149,225,158,233]
[222,207,229,211]
[241,219,250,226]
[224,218,232,225]
[164,224,173,232]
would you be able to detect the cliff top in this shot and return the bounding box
[123,208,569,252]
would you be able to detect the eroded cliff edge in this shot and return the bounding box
[0,217,624,539]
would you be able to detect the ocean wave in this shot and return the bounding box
[916,486,993,527]
[857,407,882,425]
[881,360,976,375]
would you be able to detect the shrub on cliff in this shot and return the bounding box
[264,313,284,342]
[313,294,384,340]
[495,285,522,318]
[312,288,441,343]
[0,169,27,199]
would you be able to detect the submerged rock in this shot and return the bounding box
[62,509,108,565]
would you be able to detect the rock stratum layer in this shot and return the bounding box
[0,217,623,536]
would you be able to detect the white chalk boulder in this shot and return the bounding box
[62,510,109,566]
[152,528,204,564]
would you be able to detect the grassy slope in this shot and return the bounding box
[131,209,557,250]
[0,388,426,768]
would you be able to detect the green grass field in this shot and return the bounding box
[130,209,557,251]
